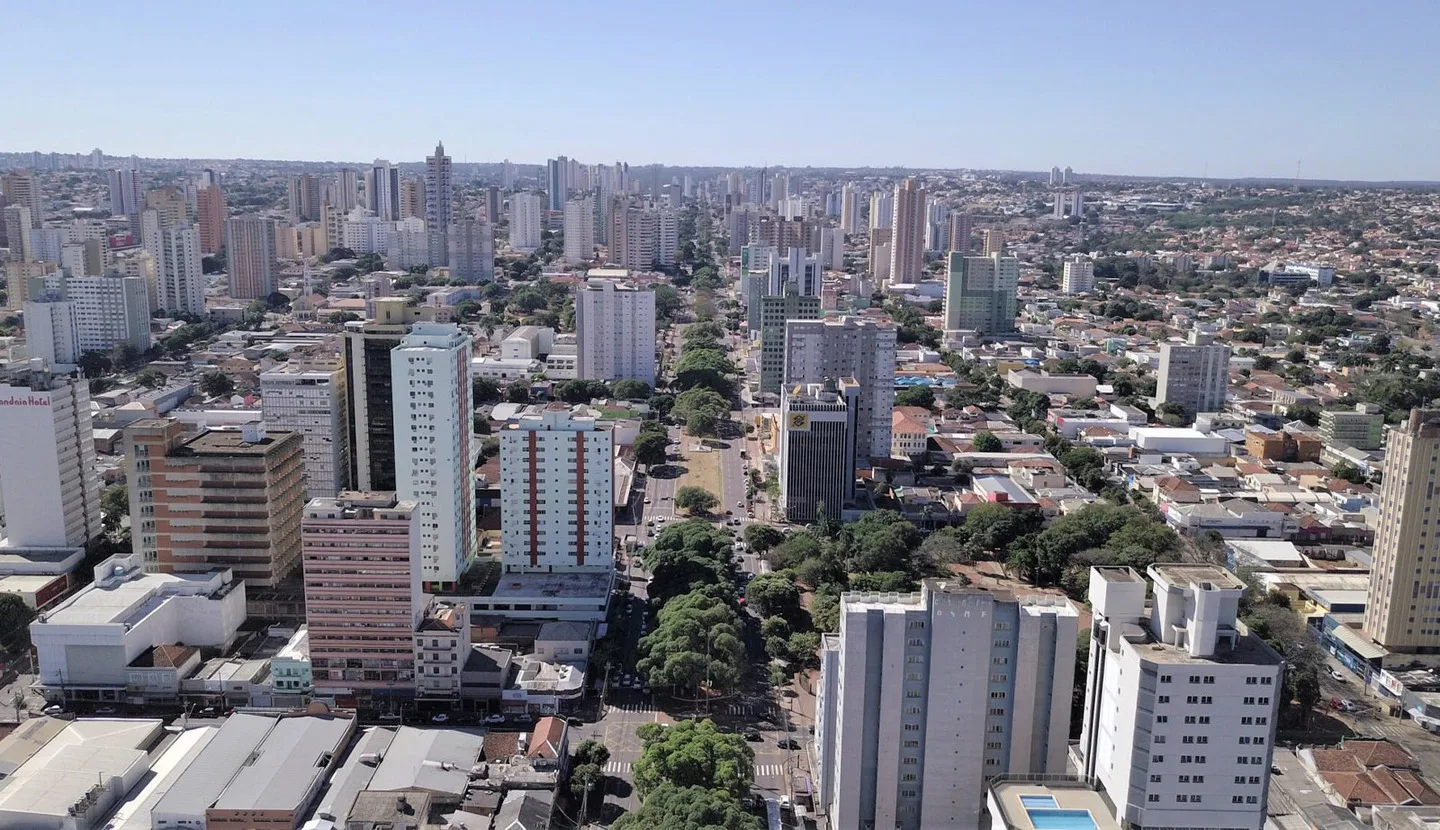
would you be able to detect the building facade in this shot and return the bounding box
[261,361,351,499]
[499,405,614,573]
[1156,332,1231,416]
[508,192,543,253]
[125,421,305,587]
[1062,257,1095,294]
[1365,409,1440,651]
[783,317,897,462]
[391,323,476,587]
[575,279,656,387]
[225,215,276,300]
[888,177,927,285]
[759,287,822,395]
[425,142,453,267]
[563,194,596,263]
[448,219,495,283]
[944,253,1019,336]
[303,493,421,702]
[1320,404,1385,450]
[0,368,102,548]
[1079,565,1282,830]
[816,580,1079,830]
[780,379,858,523]
[345,298,439,492]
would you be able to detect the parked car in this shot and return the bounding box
[777,738,801,750]
[95,706,118,715]
[42,704,64,716]
[1330,669,1347,682]
[484,713,506,724]
[431,713,450,723]
[743,730,763,741]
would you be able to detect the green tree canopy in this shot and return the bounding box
[673,349,736,397]
[612,379,652,400]
[675,486,719,514]
[894,385,935,408]
[554,378,611,403]
[471,377,501,405]
[745,572,800,618]
[632,719,756,800]
[743,524,783,554]
[199,372,236,399]
[637,593,746,694]
[972,430,1003,453]
[633,432,669,468]
[613,784,761,830]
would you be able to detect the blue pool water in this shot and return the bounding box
[1019,795,1059,809]
[1026,809,1100,830]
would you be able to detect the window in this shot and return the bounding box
[1160,674,1172,683]
[1189,795,1202,803]
[1203,675,1215,684]
[1258,697,1270,705]
[1158,695,1170,704]
[1155,735,1166,743]
[1233,795,1245,804]
[1148,794,1160,803]
[1153,755,1164,763]
[1239,737,1251,745]
[1201,696,1213,704]
[902,757,918,765]
[1243,696,1255,705]
[1262,677,1273,685]
[907,638,924,647]
[1179,774,1192,783]
[1186,696,1199,705]
[903,723,921,732]
[1175,795,1187,803]
[903,740,920,748]
[1155,715,1168,723]
[1246,796,1258,804]
[1188,675,1200,684]
[902,773,917,781]
[1150,774,1162,783]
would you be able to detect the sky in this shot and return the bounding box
[4,0,1439,181]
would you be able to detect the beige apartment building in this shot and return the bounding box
[125,419,305,587]
[1366,409,1440,651]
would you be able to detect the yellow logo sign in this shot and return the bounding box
[789,413,809,430]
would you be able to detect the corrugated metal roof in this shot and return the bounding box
[152,713,275,823]
[212,715,354,811]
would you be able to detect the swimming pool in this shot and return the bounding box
[1019,795,1059,809]
[1026,809,1100,830]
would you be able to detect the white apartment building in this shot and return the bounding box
[609,202,678,269]
[260,363,351,499]
[783,317,897,461]
[944,253,1020,336]
[366,160,400,221]
[817,226,845,270]
[415,600,468,701]
[22,299,79,366]
[30,553,246,701]
[153,224,204,316]
[575,280,656,387]
[1079,565,1282,830]
[499,405,613,573]
[768,247,822,296]
[0,368,102,548]
[1156,331,1231,416]
[448,219,494,283]
[869,191,893,230]
[69,274,151,352]
[391,323,477,587]
[225,214,276,300]
[1062,256,1095,294]
[387,216,429,270]
[342,208,392,254]
[509,192,544,253]
[816,580,1079,830]
[563,194,596,263]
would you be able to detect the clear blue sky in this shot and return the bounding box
[6,0,1438,180]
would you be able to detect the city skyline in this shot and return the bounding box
[5,1,1440,181]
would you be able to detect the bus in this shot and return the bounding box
[765,797,782,830]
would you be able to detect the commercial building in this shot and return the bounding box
[125,421,305,587]
[563,193,596,263]
[0,367,102,548]
[426,142,453,267]
[448,219,494,283]
[1320,404,1385,450]
[1078,565,1282,830]
[1156,331,1231,417]
[195,184,226,255]
[345,298,441,492]
[366,160,401,221]
[1260,260,1335,287]
[260,360,351,498]
[768,246,822,296]
[415,600,468,700]
[780,379,859,523]
[943,253,1019,337]
[575,279,656,387]
[816,579,1079,830]
[783,317,897,462]
[225,214,276,299]
[1365,409,1440,651]
[508,191,544,252]
[0,715,167,829]
[303,493,422,702]
[1062,256,1095,294]
[30,552,246,701]
[500,405,614,573]
[391,323,476,587]
[888,177,927,285]
[758,286,822,395]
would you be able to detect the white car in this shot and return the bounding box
[1331,670,1347,682]
[484,713,506,724]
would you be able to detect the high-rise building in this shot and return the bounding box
[108,168,141,225]
[546,157,569,210]
[1365,409,1440,650]
[509,192,543,252]
[303,493,422,701]
[344,298,439,492]
[22,297,79,366]
[0,367,102,548]
[65,273,152,353]
[759,285,822,395]
[1071,191,1085,216]
[609,201,678,269]
[448,220,494,283]
[817,226,844,270]
[817,579,1079,830]
[943,253,1019,337]
[125,420,305,586]
[499,404,614,573]
[839,184,862,234]
[391,323,475,587]
[575,279,656,387]
[365,160,401,222]
[981,228,1004,257]
[1063,166,1073,184]
[398,178,423,221]
[1,171,41,228]
[783,317,896,462]
[780,379,859,523]
[767,247,821,296]
[1062,256,1095,295]
[484,185,501,223]
[1079,565,1281,830]
[145,187,189,230]
[888,177,927,284]
[261,360,351,499]
[225,215,276,299]
[868,191,893,231]
[425,141,453,267]
[2,206,32,261]
[152,225,205,315]
[1318,403,1385,451]
[563,194,596,263]
[195,184,226,256]
[330,168,359,211]
[386,217,429,271]
[1155,331,1231,416]
[948,213,973,255]
[1050,166,1061,186]
[288,174,322,222]
[500,159,516,189]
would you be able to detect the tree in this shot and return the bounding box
[612,379,651,400]
[0,594,36,651]
[918,526,971,566]
[1331,461,1367,484]
[327,311,361,325]
[100,485,128,534]
[554,379,611,403]
[471,377,501,405]
[76,351,113,379]
[745,572,801,618]
[675,486,719,515]
[673,349,736,397]
[894,385,935,408]
[136,368,166,390]
[632,719,756,800]
[849,571,917,593]
[637,592,746,692]
[199,372,236,399]
[654,284,683,322]
[972,430,1003,453]
[963,502,1040,556]
[743,524,783,554]
[633,432,669,468]
[505,380,531,404]
[612,784,761,830]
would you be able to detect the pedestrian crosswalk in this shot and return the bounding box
[1364,724,1410,738]
[606,700,768,717]
[755,764,784,777]
[604,761,632,774]
[609,701,655,713]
